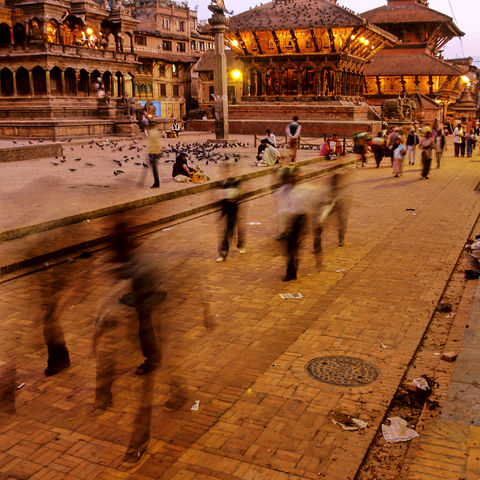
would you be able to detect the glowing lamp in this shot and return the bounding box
[232,69,241,80]
[231,39,238,47]
[86,27,93,35]
[364,39,369,45]
[350,35,356,40]
[360,37,365,43]
[461,75,470,83]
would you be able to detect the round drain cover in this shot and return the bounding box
[306,355,378,386]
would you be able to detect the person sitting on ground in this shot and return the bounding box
[330,133,343,155]
[254,139,280,167]
[265,129,276,147]
[319,139,332,157]
[172,152,195,182]
[465,238,480,279]
[172,120,181,137]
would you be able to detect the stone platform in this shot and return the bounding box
[187,101,382,137]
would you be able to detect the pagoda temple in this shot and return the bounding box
[190,0,397,136]
[362,0,468,123]
[0,0,139,139]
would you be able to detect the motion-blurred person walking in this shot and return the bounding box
[216,176,246,262]
[419,127,434,179]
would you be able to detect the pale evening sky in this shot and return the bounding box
[195,0,479,62]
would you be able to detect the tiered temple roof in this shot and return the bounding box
[226,0,396,63]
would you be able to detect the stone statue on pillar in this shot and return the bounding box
[206,0,231,141]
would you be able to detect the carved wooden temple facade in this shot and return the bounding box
[0,0,140,138]
[362,0,469,123]
[190,0,397,136]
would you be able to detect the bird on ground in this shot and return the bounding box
[69,168,76,172]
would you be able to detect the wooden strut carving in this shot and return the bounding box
[289,29,300,54]
[271,31,282,54]
[235,32,249,55]
[251,31,263,55]
[309,29,320,53]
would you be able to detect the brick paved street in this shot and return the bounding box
[1,148,480,480]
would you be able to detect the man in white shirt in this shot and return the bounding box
[265,129,276,147]
[453,123,463,157]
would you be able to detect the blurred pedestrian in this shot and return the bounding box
[371,132,386,168]
[277,167,309,281]
[392,137,406,178]
[419,127,434,179]
[387,127,399,165]
[435,128,446,168]
[314,171,349,252]
[285,116,301,163]
[142,111,149,136]
[148,127,162,188]
[453,122,463,157]
[216,176,246,262]
[109,220,162,375]
[467,129,476,157]
[406,128,419,165]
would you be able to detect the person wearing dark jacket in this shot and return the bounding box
[406,129,419,165]
[216,177,246,262]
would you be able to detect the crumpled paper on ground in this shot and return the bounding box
[330,412,368,431]
[382,417,419,443]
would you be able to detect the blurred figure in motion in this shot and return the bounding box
[277,166,309,281]
[148,126,163,188]
[93,218,166,461]
[313,171,350,252]
[41,269,72,377]
[371,132,387,168]
[216,176,246,262]
[354,132,369,168]
[108,219,162,376]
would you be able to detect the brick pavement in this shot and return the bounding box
[0,149,479,479]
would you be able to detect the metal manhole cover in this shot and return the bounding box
[305,356,378,386]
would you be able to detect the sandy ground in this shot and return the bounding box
[0,132,324,231]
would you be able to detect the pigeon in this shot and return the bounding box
[85,162,94,167]
[74,158,81,161]
[51,162,58,166]
[142,163,149,168]
[69,168,76,172]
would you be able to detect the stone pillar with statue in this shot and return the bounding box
[206,0,232,141]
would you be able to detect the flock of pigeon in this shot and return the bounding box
[42,136,325,179]
[46,138,253,178]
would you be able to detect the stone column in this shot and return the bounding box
[45,70,51,95]
[61,71,66,95]
[213,29,228,138]
[28,70,34,95]
[12,72,17,96]
[206,8,229,140]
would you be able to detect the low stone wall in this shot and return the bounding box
[0,143,64,162]
[186,119,381,137]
